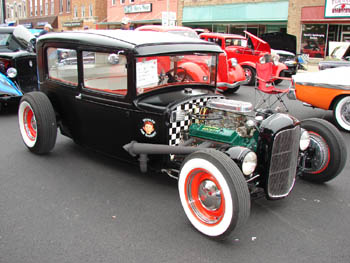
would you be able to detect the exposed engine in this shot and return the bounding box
[188,98,258,149]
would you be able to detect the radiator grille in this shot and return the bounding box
[267,126,301,198]
[15,57,38,93]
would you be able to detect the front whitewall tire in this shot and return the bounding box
[178,149,250,240]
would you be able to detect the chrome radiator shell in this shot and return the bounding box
[267,126,301,198]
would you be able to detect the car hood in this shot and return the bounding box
[244,30,270,53]
[0,73,22,96]
[260,32,296,55]
[329,43,350,59]
[13,25,36,51]
[293,66,350,86]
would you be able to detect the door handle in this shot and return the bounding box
[75,93,82,100]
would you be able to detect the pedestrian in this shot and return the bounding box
[121,17,132,30]
[38,24,53,37]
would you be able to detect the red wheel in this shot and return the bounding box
[178,149,250,239]
[18,92,57,154]
[20,101,37,147]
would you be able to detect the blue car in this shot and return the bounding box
[0,72,22,111]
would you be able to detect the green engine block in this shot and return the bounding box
[189,123,258,151]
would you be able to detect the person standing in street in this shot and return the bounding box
[38,24,53,37]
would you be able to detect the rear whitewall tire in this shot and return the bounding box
[18,101,37,148]
[333,96,350,132]
[18,92,57,154]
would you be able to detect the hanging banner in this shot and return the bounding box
[325,0,350,18]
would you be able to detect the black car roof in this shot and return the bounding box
[0,27,15,34]
[37,30,223,56]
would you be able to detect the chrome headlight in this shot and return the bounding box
[7,67,17,78]
[272,55,280,65]
[225,147,258,176]
[259,56,266,64]
[242,151,258,176]
[230,58,238,67]
[300,128,310,151]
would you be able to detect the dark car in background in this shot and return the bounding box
[0,26,38,111]
[261,32,298,76]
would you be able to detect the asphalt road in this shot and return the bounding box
[1,82,350,263]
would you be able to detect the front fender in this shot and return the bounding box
[179,62,207,82]
[240,61,256,69]
[0,72,22,96]
[274,62,288,76]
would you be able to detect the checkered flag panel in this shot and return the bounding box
[168,96,222,146]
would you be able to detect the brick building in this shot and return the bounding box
[101,0,177,29]
[60,0,107,31]
[5,0,28,24]
[15,0,106,31]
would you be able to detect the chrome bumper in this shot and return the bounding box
[217,80,248,90]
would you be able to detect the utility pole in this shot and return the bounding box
[1,0,6,24]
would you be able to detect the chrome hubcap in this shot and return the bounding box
[198,180,222,211]
[341,101,350,124]
[305,134,329,173]
[23,107,37,140]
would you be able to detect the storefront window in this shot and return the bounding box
[301,24,327,58]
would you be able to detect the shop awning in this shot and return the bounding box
[301,6,350,23]
[182,1,288,25]
[98,19,161,25]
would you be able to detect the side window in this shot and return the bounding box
[83,51,128,96]
[47,47,78,85]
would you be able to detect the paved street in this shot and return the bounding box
[1,82,350,263]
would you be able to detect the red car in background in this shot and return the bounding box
[136,25,246,93]
[200,32,289,85]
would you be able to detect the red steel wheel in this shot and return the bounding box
[18,92,57,154]
[178,149,250,240]
[20,101,37,146]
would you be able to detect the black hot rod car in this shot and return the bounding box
[18,30,346,239]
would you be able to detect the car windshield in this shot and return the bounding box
[167,30,199,39]
[330,45,350,59]
[225,38,247,47]
[136,53,217,95]
[0,32,22,51]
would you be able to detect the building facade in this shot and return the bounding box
[60,0,107,31]
[5,0,28,24]
[289,0,350,57]
[17,0,59,30]
[178,0,289,36]
[102,0,178,29]
[13,0,106,31]
[177,0,350,57]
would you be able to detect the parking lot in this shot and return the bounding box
[1,82,350,263]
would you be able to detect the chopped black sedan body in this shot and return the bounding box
[18,30,346,240]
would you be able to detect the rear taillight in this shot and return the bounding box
[0,58,10,73]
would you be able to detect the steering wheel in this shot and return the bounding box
[165,67,192,83]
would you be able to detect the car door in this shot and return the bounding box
[73,50,137,160]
